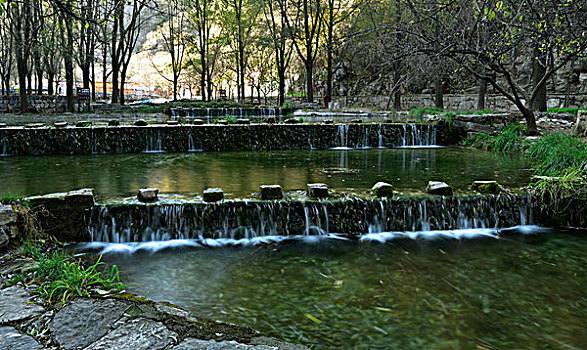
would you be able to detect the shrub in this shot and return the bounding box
[527,133,587,176]
[467,124,527,153]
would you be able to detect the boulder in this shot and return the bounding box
[0,286,45,324]
[84,318,177,350]
[472,181,499,194]
[108,120,120,126]
[307,183,329,199]
[192,119,204,125]
[0,122,6,127]
[54,121,68,128]
[236,119,251,125]
[371,182,393,198]
[323,119,334,124]
[0,326,42,350]
[203,188,224,202]
[134,120,148,126]
[0,205,16,226]
[216,120,229,125]
[137,188,159,203]
[166,120,179,125]
[426,181,453,196]
[25,123,44,128]
[260,185,283,200]
[572,110,587,137]
[284,118,299,124]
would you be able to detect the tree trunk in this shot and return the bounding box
[564,58,575,108]
[522,106,538,135]
[48,73,54,95]
[434,78,443,109]
[325,4,333,101]
[478,78,487,111]
[17,56,28,113]
[532,49,547,112]
[64,18,75,112]
[278,69,285,106]
[393,67,401,110]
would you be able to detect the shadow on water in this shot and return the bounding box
[85,227,587,350]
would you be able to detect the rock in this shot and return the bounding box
[137,188,159,203]
[0,229,8,248]
[50,298,128,350]
[108,120,120,126]
[260,185,283,200]
[76,121,92,127]
[572,110,587,137]
[307,183,329,199]
[203,188,224,202]
[0,123,6,128]
[54,121,68,127]
[167,120,179,125]
[216,120,229,125]
[0,326,42,350]
[0,286,44,324]
[284,118,298,124]
[472,181,499,194]
[371,182,393,198]
[251,336,310,350]
[323,119,334,124]
[192,119,204,125]
[264,117,277,124]
[0,205,16,226]
[174,338,278,350]
[85,317,177,350]
[236,119,251,125]
[134,120,148,126]
[426,181,453,196]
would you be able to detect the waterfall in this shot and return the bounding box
[144,129,164,153]
[359,126,370,149]
[377,124,384,148]
[400,124,438,147]
[187,131,203,152]
[0,135,9,156]
[331,125,351,150]
[308,134,315,150]
[89,195,532,243]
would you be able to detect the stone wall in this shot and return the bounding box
[0,95,68,113]
[0,123,454,156]
[335,93,587,112]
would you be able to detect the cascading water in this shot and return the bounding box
[400,124,437,147]
[0,135,9,156]
[89,194,533,248]
[144,129,164,153]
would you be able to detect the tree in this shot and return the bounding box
[404,0,587,134]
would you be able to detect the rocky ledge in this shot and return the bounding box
[0,254,307,350]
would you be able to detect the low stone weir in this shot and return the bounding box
[170,107,285,123]
[89,194,532,243]
[0,123,448,156]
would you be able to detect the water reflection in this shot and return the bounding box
[0,148,530,200]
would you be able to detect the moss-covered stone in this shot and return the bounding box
[472,181,499,194]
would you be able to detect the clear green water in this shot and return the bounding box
[0,148,529,200]
[97,230,586,349]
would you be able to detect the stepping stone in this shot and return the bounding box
[108,120,120,126]
[323,119,334,124]
[426,181,453,196]
[25,123,44,128]
[0,326,42,350]
[76,121,92,127]
[216,120,229,125]
[472,181,499,194]
[134,120,148,126]
[192,119,204,125]
[307,183,329,199]
[0,123,6,127]
[50,298,128,350]
[54,122,68,127]
[0,286,44,324]
[284,118,299,124]
[166,120,179,125]
[137,188,158,203]
[236,119,250,125]
[260,185,283,200]
[371,182,393,198]
[203,188,224,202]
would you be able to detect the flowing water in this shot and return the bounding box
[91,228,587,349]
[0,148,529,200]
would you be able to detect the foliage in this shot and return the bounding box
[20,243,125,304]
[0,192,25,204]
[546,108,587,115]
[467,125,527,153]
[527,133,587,176]
[297,117,304,123]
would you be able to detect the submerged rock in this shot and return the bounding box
[260,185,283,200]
[137,188,159,203]
[371,182,393,198]
[204,188,224,202]
[472,181,499,194]
[426,181,453,196]
[307,183,329,199]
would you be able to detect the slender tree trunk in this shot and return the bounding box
[434,78,443,109]
[532,48,547,112]
[326,4,333,101]
[64,18,75,112]
[564,58,575,108]
[48,73,54,95]
[478,79,487,111]
[91,59,96,101]
[393,66,401,110]
[278,69,285,106]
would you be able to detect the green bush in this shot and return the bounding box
[527,133,587,176]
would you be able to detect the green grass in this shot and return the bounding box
[17,243,126,304]
[527,133,587,176]
[409,107,444,118]
[0,192,25,203]
[466,124,527,153]
[546,107,587,115]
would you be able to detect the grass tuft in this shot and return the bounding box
[466,124,527,153]
[527,133,587,176]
